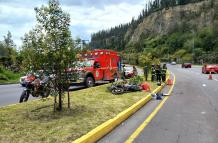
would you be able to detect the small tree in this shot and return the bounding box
[3,31,17,67]
[139,52,152,67]
[21,0,75,111]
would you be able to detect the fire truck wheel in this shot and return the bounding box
[85,76,95,87]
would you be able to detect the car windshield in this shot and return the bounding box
[124,66,133,72]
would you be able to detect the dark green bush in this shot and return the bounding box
[0,73,9,80]
[129,75,144,85]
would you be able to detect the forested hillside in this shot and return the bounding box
[90,0,218,64]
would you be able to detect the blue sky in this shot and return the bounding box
[0,0,147,49]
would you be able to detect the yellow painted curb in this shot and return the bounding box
[72,73,170,143]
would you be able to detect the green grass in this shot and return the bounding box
[0,66,21,84]
[0,81,157,143]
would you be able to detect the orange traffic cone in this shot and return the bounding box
[208,72,213,80]
[167,79,173,85]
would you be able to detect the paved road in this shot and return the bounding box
[99,65,218,143]
[0,84,27,107]
[134,65,218,143]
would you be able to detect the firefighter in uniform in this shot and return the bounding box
[162,63,167,82]
[156,64,162,85]
[151,64,156,82]
[144,65,148,81]
[133,66,138,76]
[121,65,126,80]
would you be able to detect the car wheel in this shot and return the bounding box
[85,76,95,87]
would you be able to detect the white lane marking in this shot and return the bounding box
[201,111,206,115]
[202,84,206,87]
[214,78,218,81]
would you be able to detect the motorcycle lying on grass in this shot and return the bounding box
[19,73,54,103]
[108,79,142,95]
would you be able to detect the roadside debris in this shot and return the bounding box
[156,93,163,100]
[157,81,161,86]
[151,93,163,100]
[151,92,169,100]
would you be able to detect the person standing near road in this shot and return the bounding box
[151,64,156,82]
[162,63,167,82]
[156,65,162,85]
[121,65,126,80]
[144,65,148,81]
[133,66,138,76]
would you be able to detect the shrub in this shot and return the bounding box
[129,75,144,85]
[0,73,9,80]
[0,66,21,82]
[0,66,3,73]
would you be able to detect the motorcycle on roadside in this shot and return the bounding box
[19,72,54,103]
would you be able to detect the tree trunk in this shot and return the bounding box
[58,71,62,111]
[58,85,62,111]
[67,89,70,108]
[53,76,58,112]
[54,95,57,112]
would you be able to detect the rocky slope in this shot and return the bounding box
[128,0,218,44]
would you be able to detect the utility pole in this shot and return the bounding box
[81,40,89,50]
[191,30,195,64]
[74,39,89,50]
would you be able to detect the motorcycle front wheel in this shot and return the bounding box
[111,87,124,95]
[43,88,51,98]
[19,90,30,103]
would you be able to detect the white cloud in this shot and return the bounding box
[64,2,144,37]
[0,4,36,47]
[0,0,146,48]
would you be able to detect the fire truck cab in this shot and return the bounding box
[72,49,121,87]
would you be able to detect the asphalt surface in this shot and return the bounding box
[135,65,218,143]
[99,65,218,143]
[0,84,28,107]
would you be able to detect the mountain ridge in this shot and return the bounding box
[128,0,218,44]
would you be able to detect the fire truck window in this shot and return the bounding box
[76,60,94,67]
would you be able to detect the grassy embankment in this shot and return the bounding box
[0,66,21,84]
[0,79,157,143]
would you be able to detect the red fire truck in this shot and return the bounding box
[69,49,121,87]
